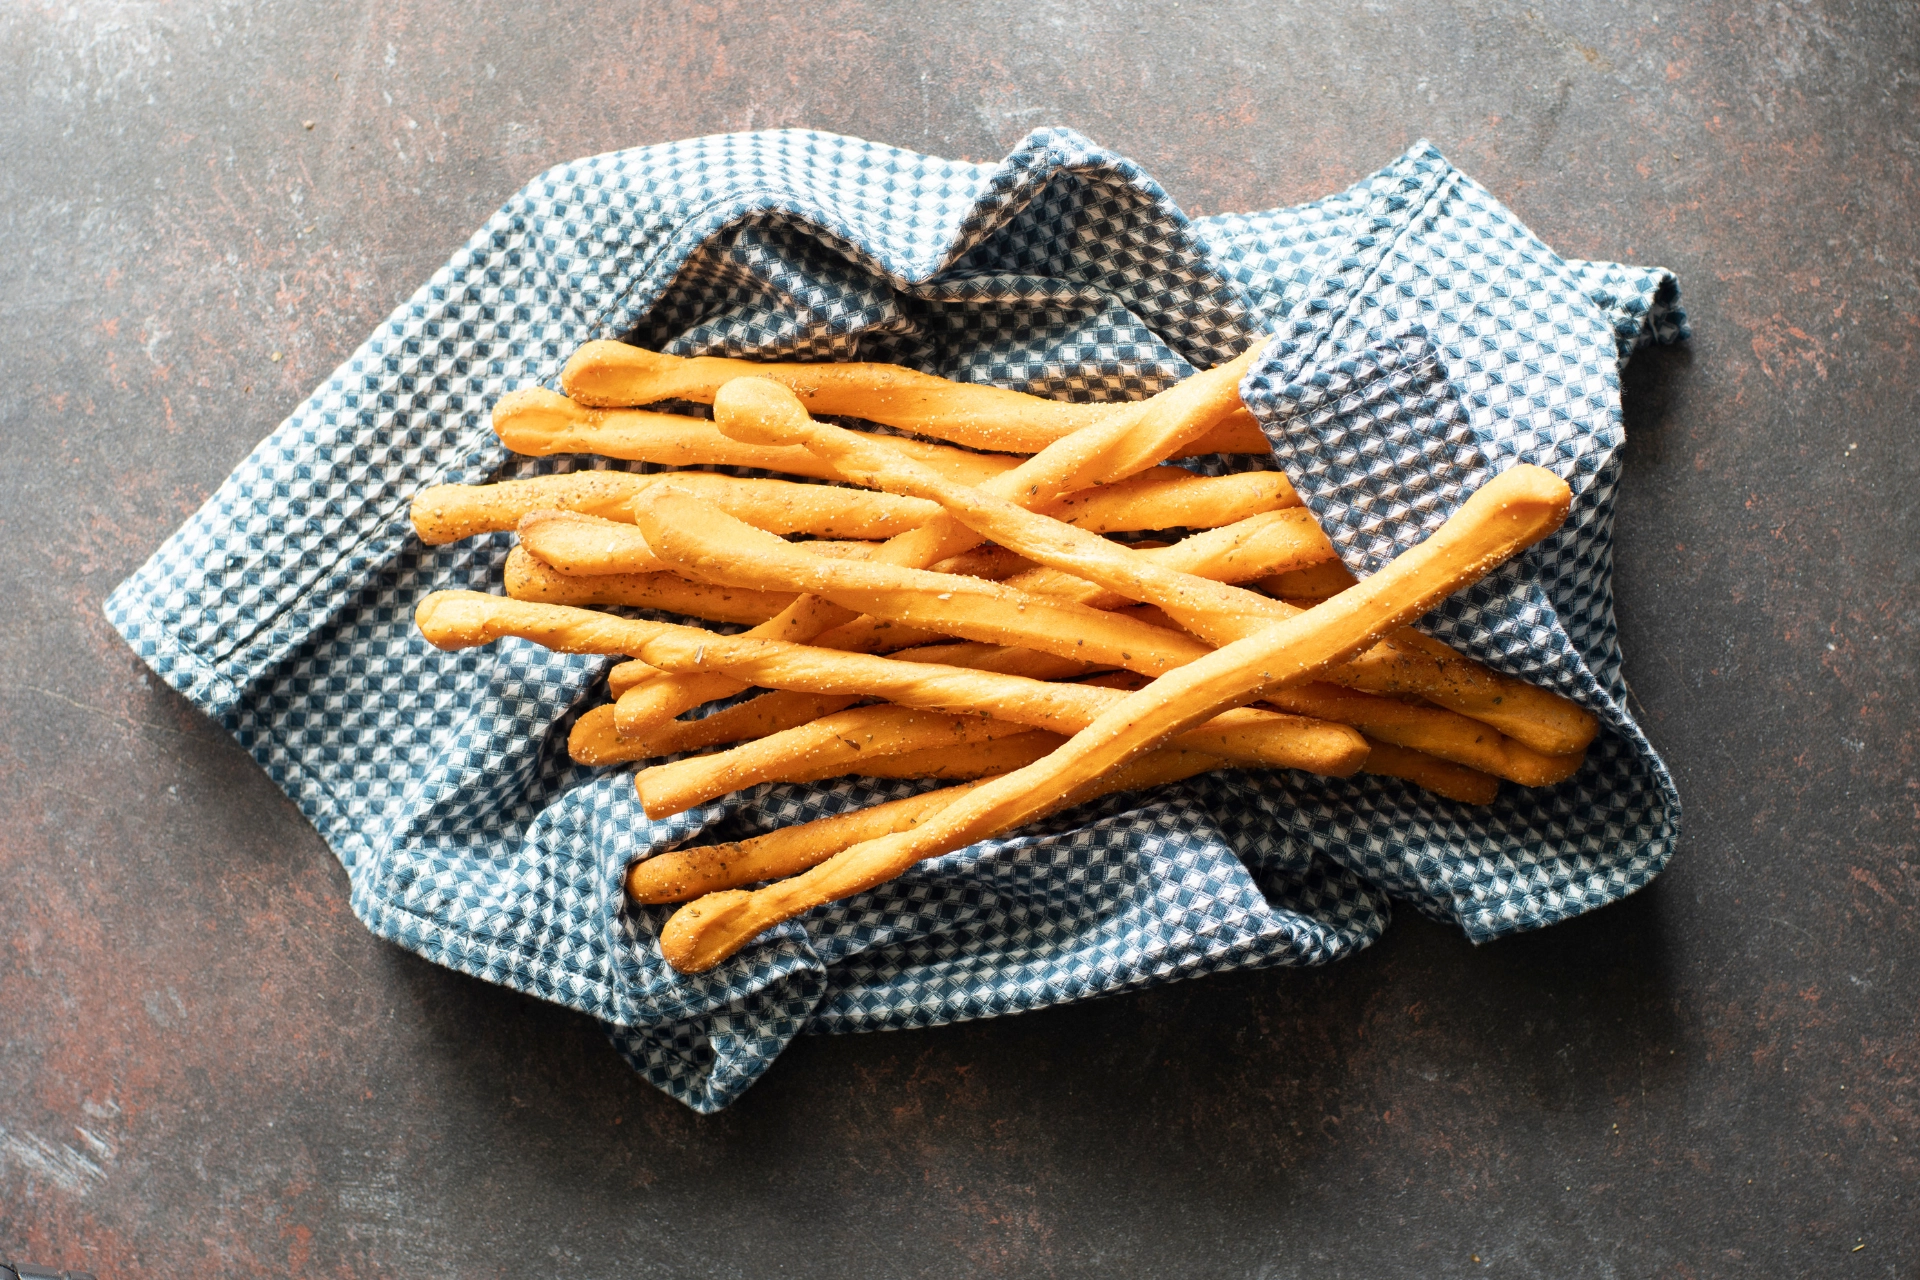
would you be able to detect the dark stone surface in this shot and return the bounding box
[1,2,1914,1276]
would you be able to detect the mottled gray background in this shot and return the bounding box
[1,2,1914,1277]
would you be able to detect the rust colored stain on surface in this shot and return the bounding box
[1,2,1915,1277]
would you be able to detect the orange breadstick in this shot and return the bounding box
[568,693,862,765]
[505,546,795,625]
[494,386,1022,484]
[626,743,1228,904]
[411,470,937,545]
[560,341,1270,458]
[632,707,1047,816]
[1358,740,1500,806]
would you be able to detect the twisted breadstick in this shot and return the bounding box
[626,743,1229,904]
[412,470,938,545]
[635,709,1060,815]
[494,386,1021,484]
[560,341,1270,457]
[505,546,795,625]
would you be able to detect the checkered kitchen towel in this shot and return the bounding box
[106,128,1685,1112]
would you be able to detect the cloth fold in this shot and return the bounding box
[106,128,1684,1112]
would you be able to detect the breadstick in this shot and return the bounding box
[656,463,1573,971]
[606,609,951,706]
[1358,739,1500,806]
[411,470,938,545]
[1259,682,1582,787]
[494,387,1022,485]
[626,743,1227,904]
[724,406,1598,757]
[412,471,659,545]
[561,342,1269,458]
[628,785,980,903]
[1080,665,1579,788]
[1003,507,1337,609]
[609,346,1264,733]
[1040,468,1297,531]
[633,706,1044,817]
[1260,558,1361,600]
[569,692,862,766]
[516,509,880,578]
[513,476,1280,583]
[505,546,795,625]
[625,638,1092,710]
[836,731,1064,781]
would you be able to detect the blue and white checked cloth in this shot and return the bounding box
[106,129,1685,1111]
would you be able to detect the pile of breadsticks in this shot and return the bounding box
[410,340,1596,973]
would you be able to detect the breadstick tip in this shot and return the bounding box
[492,386,589,452]
[414,589,497,650]
[560,340,679,402]
[1482,463,1573,526]
[659,890,761,972]
[713,376,813,447]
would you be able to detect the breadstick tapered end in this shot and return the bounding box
[561,340,677,405]
[492,386,588,454]
[713,376,813,447]
[414,589,497,650]
[659,890,762,972]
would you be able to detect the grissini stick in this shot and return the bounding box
[626,743,1230,904]
[505,545,796,625]
[560,341,1270,457]
[411,470,937,545]
[515,511,878,578]
[568,695,861,766]
[493,386,1022,484]
[840,731,1065,781]
[634,708,1058,809]
[655,462,1573,972]
[581,644,1098,766]
[513,474,1295,581]
[1357,739,1500,806]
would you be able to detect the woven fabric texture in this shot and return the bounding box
[105,128,1684,1112]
